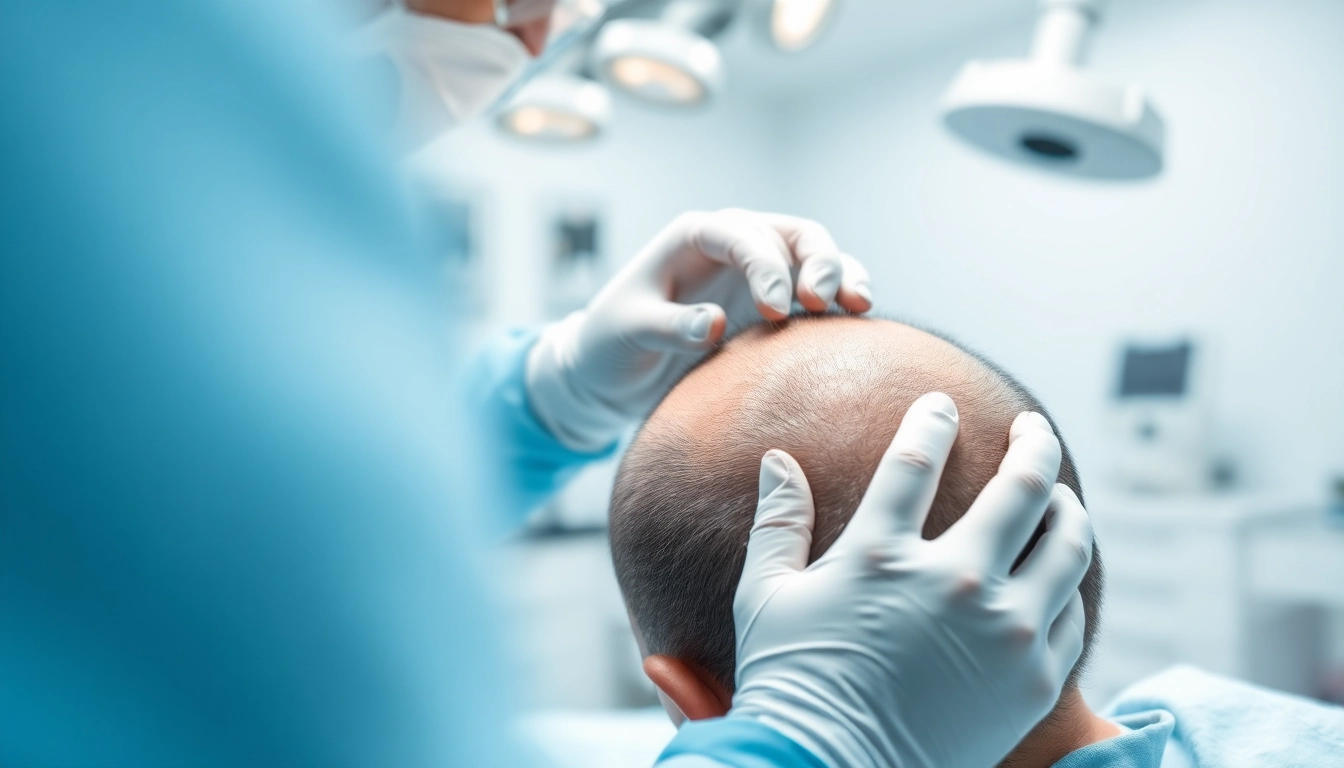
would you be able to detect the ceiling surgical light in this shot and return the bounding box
[498,73,613,141]
[758,0,839,52]
[940,0,1165,180]
[591,18,725,107]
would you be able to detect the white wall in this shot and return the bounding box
[775,0,1344,494]
[416,91,791,336]
[421,0,1344,496]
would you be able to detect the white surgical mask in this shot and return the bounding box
[360,5,531,147]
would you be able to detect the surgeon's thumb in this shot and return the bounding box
[737,451,816,620]
[628,301,727,353]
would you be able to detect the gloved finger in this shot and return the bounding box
[734,450,816,632]
[834,253,874,313]
[760,213,867,314]
[1014,484,1094,624]
[938,412,1061,572]
[760,213,840,311]
[623,299,729,352]
[833,392,960,550]
[795,251,844,312]
[1047,590,1087,685]
[690,211,796,321]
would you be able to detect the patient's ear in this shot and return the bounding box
[643,655,732,721]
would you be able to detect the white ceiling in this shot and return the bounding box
[715,0,1038,99]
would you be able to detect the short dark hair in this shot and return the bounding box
[609,316,1103,697]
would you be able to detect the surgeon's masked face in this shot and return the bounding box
[361,4,531,147]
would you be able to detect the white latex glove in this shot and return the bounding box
[525,209,872,451]
[731,393,1094,768]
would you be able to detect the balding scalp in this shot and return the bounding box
[610,316,1102,695]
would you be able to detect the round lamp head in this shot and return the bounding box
[591,19,724,107]
[941,59,1165,180]
[498,73,612,141]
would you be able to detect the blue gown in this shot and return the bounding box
[1053,666,1344,767]
[0,3,811,766]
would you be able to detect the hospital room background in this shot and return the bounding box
[410,0,1344,762]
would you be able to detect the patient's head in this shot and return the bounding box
[609,316,1103,726]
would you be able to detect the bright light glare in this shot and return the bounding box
[575,83,608,113]
[771,0,836,51]
[688,41,719,73]
[608,56,704,105]
[505,106,596,139]
[575,0,604,17]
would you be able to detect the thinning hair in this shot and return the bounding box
[609,316,1103,695]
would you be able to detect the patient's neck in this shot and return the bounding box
[997,687,1121,768]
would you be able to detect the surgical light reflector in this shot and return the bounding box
[591,20,724,107]
[940,0,1165,180]
[498,73,612,141]
[608,56,703,104]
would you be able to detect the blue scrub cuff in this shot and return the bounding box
[657,719,826,768]
[463,327,618,527]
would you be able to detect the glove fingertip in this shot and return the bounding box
[837,283,874,313]
[666,303,726,349]
[701,304,729,344]
[796,283,833,313]
[758,449,794,502]
[751,276,794,320]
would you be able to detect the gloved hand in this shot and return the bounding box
[525,209,872,451]
[731,393,1094,768]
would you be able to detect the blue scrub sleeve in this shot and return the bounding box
[0,4,520,766]
[657,719,827,768]
[0,4,821,767]
[462,328,618,529]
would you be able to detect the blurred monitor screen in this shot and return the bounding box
[1118,342,1191,397]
